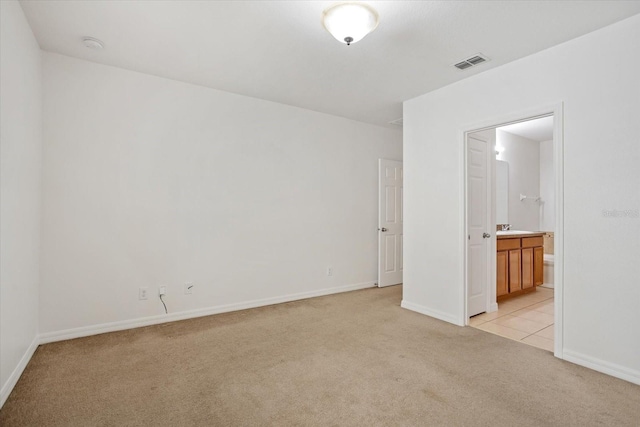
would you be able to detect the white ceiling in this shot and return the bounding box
[499,116,554,142]
[19,1,640,128]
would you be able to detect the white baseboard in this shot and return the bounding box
[400,300,463,326]
[489,302,499,313]
[1,335,39,408]
[563,349,640,386]
[40,281,376,344]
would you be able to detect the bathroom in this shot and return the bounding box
[470,115,556,351]
[496,116,555,289]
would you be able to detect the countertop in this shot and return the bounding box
[496,230,545,239]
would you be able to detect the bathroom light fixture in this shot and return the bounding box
[322,2,379,46]
[82,37,104,50]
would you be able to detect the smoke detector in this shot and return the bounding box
[453,53,489,70]
[82,37,104,50]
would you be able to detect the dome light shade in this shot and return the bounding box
[322,3,379,46]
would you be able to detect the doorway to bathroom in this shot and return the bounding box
[463,105,563,356]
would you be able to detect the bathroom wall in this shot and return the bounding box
[496,161,508,225]
[496,130,540,231]
[539,139,555,231]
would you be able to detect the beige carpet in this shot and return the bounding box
[1,285,639,426]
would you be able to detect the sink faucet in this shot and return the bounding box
[501,224,511,231]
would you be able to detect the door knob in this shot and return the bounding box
[379,227,388,232]
[483,232,491,238]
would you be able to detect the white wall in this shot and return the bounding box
[403,14,640,383]
[0,0,42,406]
[40,53,402,337]
[539,139,555,231]
[496,130,540,231]
[495,160,508,225]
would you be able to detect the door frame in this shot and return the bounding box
[460,102,564,359]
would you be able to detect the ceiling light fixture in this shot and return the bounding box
[82,37,104,50]
[322,2,379,46]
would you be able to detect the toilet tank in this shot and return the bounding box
[543,232,554,254]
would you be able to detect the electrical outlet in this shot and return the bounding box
[139,287,149,300]
[184,282,194,295]
[159,286,167,296]
[327,267,333,276]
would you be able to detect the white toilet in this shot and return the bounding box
[543,254,554,288]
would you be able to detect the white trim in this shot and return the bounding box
[551,105,564,359]
[458,129,467,325]
[461,129,468,325]
[458,103,561,135]
[401,300,464,326]
[488,133,497,314]
[1,335,39,408]
[39,281,376,344]
[563,350,640,386]
[459,102,564,358]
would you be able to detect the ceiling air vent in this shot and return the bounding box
[454,53,490,70]
[389,118,403,127]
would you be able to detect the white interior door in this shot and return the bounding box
[378,159,403,287]
[466,134,491,317]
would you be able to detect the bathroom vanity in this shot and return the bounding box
[496,231,544,300]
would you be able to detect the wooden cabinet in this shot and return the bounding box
[508,249,522,292]
[496,251,508,297]
[522,248,534,289]
[534,246,544,286]
[497,234,544,301]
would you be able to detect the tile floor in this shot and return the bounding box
[470,286,554,352]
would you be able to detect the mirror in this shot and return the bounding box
[496,160,509,224]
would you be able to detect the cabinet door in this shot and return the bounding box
[497,251,508,297]
[508,249,522,292]
[522,248,534,289]
[534,246,544,286]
